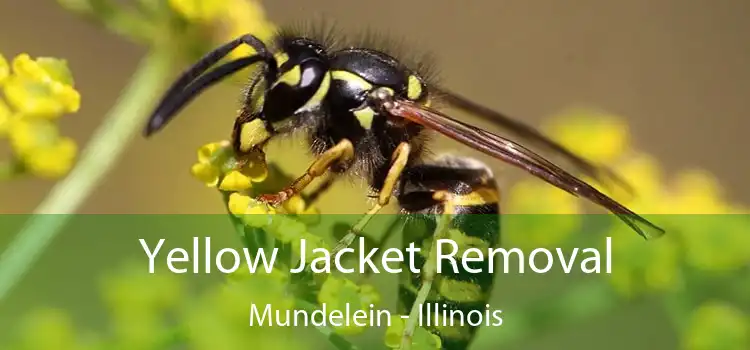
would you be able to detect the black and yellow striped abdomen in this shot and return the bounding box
[397,156,501,350]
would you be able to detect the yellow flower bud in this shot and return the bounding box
[282,195,307,214]
[190,162,220,186]
[218,170,253,191]
[8,118,60,156]
[24,137,77,178]
[197,141,228,163]
[227,193,252,216]
[4,54,80,118]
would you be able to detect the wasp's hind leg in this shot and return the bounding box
[397,155,501,350]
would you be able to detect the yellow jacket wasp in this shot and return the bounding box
[144,25,664,350]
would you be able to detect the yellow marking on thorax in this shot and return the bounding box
[331,70,373,90]
[274,52,290,67]
[248,79,267,114]
[239,119,270,152]
[354,107,376,129]
[301,72,330,109]
[407,75,423,100]
[275,65,301,87]
[450,187,500,207]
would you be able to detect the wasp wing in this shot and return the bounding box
[384,98,665,239]
[434,87,633,195]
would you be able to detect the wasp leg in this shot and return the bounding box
[257,139,355,206]
[329,142,412,255]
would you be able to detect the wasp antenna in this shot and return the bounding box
[144,34,276,137]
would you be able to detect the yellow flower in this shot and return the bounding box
[23,136,77,178]
[219,0,277,59]
[7,118,78,178]
[218,170,253,191]
[684,301,749,350]
[543,108,631,164]
[317,276,381,335]
[190,140,268,190]
[0,53,8,85]
[0,98,12,135]
[3,54,80,118]
[227,192,277,229]
[168,0,227,23]
[385,316,442,349]
[662,170,729,214]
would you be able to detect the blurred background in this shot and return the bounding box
[0,0,748,349]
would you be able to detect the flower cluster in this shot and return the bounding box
[520,108,750,349]
[0,53,80,179]
[189,140,385,342]
[5,262,307,350]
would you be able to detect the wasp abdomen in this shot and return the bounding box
[397,155,501,350]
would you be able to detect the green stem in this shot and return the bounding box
[295,299,360,350]
[0,50,173,302]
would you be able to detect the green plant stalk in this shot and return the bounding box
[222,203,359,350]
[0,50,173,302]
